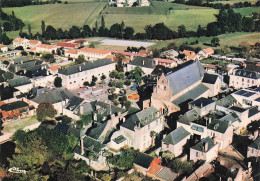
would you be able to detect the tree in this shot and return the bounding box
[110,70,118,78]
[83,81,90,86]
[3,22,12,31]
[150,131,156,146]
[45,25,57,39]
[82,25,91,38]
[101,15,105,28]
[178,25,186,38]
[115,53,125,72]
[89,42,95,48]
[109,23,121,38]
[76,54,85,64]
[54,77,62,87]
[120,21,125,38]
[124,27,134,39]
[242,17,255,32]
[116,80,124,88]
[211,37,220,47]
[42,53,55,63]
[128,66,144,84]
[36,102,57,121]
[125,100,131,109]
[28,24,32,38]
[92,75,98,83]
[101,74,106,80]
[41,20,45,36]
[21,51,28,56]
[117,72,125,79]
[69,26,81,39]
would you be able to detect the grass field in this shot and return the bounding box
[2,3,106,35]
[150,32,260,49]
[234,7,260,16]
[100,3,218,32]
[211,0,258,4]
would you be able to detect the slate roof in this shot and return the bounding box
[248,106,259,118]
[95,101,126,117]
[234,69,259,79]
[172,83,209,106]
[7,77,31,87]
[121,106,159,131]
[128,57,155,69]
[0,101,28,111]
[87,121,108,140]
[30,88,75,104]
[12,57,30,64]
[58,59,114,75]
[177,109,200,125]
[165,60,205,96]
[134,152,154,169]
[207,119,230,133]
[219,112,241,124]
[202,73,219,84]
[0,85,18,101]
[156,167,178,181]
[83,136,105,153]
[191,136,216,152]
[162,126,190,145]
[229,106,247,113]
[65,96,84,111]
[248,137,260,149]
[189,97,214,108]
[81,101,96,115]
[216,95,237,107]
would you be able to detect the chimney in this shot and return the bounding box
[80,137,84,155]
[209,117,212,124]
[142,60,144,65]
[201,103,203,108]
[79,66,82,72]
[204,142,209,152]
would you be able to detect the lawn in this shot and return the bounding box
[100,8,218,33]
[149,32,260,49]
[2,2,107,35]
[2,116,38,134]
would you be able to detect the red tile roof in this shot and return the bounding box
[183,50,195,56]
[79,48,111,54]
[56,42,78,48]
[29,40,40,44]
[0,45,7,48]
[150,157,161,167]
[50,64,61,71]
[154,58,176,64]
[13,37,26,42]
[112,51,146,57]
[66,49,78,54]
[74,40,87,44]
[204,64,217,69]
[0,101,5,107]
[106,54,115,60]
[37,44,56,49]
[139,49,151,55]
[148,164,164,175]
[203,47,214,55]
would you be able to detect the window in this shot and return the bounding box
[196,152,199,157]
[166,144,169,148]
[252,80,255,84]
[242,78,244,82]
[252,148,254,154]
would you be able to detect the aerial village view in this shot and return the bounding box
[0,0,259,180]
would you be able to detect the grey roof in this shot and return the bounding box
[172,83,209,106]
[248,137,260,149]
[234,69,259,79]
[95,101,126,117]
[128,57,155,69]
[88,121,108,140]
[216,95,237,107]
[162,126,190,145]
[229,106,247,113]
[177,109,199,125]
[156,167,178,181]
[58,59,115,75]
[74,136,105,154]
[134,152,154,169]
[65,96,84,111]
[7,77,31,87]
[121,106,159,131]
[189,97,215,108]
[207,119,230,133]
[202,73,219,84]
[191,136,216,152]
[248,106,259,118]
[219,112,241,124]
[81,101,96,115]
[12,57,31,64]
[234,90,256,97]
[165,60,205,96]
[31,88,75,104]
[0,101,28,111]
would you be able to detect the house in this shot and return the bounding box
[0,50,21,58]
[207,119,233,150]
[27,87,75,115]
[74,136,108,171]
[73,39,89,46]
[0,84,20,101]
[58,59,115,89]
[0,100,35,122]
[151,60,209,115]
[155,167,178,181]
[77,48,111,60]
[190,136,218,162]
[160,49,179,59]
[49,64,61,75]
[0,45,8,53]
[27,40,41,49]
[35,44,58,53]
[204,64,221,73]
[127,57,156,75]
[229,69,260,89]
[247,137,260,158]
[202,73,222,97]
[109,106,164,152]
[133,152,161,175]
[153,58,178,68]
[182,50,197,61]
[56,42,79,49]
[198,48,214,59]
[12,37,28,48]
[188,97,216,117]
[7,77,33,93]
[65,49,78,59]
[161,126,191,157]
[231,88,260,108]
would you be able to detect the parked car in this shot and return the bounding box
[131,84,139,90]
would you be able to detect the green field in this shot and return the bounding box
[3,3,106,34]
[150,32,260,49]
[234,7,260,16]
[211,0,258,4]
[100,2,218,32]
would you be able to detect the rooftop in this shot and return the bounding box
[189,97,215,108]
[202,73,219,84]
[78,47,111,54]
[134,152,154,169]
[162,126,191,145]
[248,137,260,149]
[207,119,231,133]
[191,136,216,152]
[128,57,156,69]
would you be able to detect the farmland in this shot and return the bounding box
[234,7,260,16]
[100,2,218,32]
[2,2,106,35]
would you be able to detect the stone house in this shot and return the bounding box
[202,73,222,97]
[127,57,156,75]
[161,126,191,157]
[247,137,260,158]
[229,69,260,89]
[190,137,218,162]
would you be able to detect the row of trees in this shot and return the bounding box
[0,0,64,7]
[1,9,25,32]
